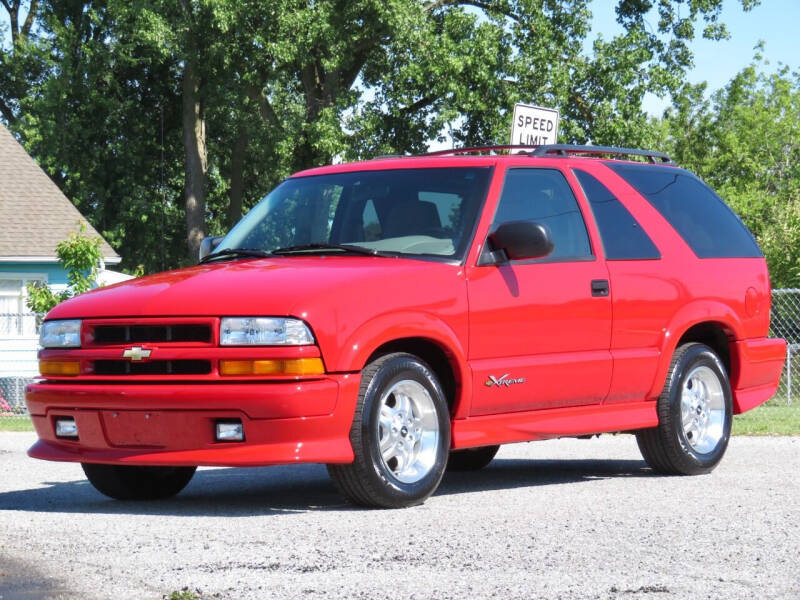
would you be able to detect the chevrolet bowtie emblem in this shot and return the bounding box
[122,346,152,361]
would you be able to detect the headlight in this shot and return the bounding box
[220,317,315,346]
[40,319,82,348]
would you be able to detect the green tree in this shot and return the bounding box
[663,53,800,286]
[26,224,104,313]
[1,0,760,270]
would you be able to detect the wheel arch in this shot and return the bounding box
[331,311,471,418]
[648,302,743,400]
[364,337,465,416]
[676,322,733,374]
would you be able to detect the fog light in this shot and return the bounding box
[55,417,78,439]
[216,420,244,442]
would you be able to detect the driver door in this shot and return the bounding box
[467,167,612,415]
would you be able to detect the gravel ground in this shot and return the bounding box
[1,432,798,600]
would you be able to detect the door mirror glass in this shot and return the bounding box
[198,235,224,262]
[486,220,554,263]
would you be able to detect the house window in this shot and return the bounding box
[0,276,45,337]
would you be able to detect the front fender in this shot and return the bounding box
[331,311,472,418]
[646,300,744,400]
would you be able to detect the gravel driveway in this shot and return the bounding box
[1,432,798,600]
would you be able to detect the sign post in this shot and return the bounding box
[510,103,560,148]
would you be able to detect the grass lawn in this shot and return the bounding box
[0,416,34,432]
[733,403,800,436]
[3,404,799,435]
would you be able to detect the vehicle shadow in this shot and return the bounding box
[440,457,651,497]
[0,457,651,517]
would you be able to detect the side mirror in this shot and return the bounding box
[198,235,224,262]
[482,221,554,264]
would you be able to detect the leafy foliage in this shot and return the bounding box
[0,0,760,271]
[662,52,800,286]
[25,224,103,313]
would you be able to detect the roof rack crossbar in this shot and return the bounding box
[530,144,673,164]
[424,145,540,157]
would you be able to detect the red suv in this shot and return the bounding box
[27,145,786,508]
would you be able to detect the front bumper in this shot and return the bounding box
[25,374,360,467]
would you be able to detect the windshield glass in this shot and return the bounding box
[214,167,492,260]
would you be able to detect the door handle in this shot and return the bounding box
[591,279,609,297]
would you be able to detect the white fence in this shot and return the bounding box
[0,312,42,414]
[2,291,800,417]
[0,312,41,380]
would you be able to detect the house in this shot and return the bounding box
[0,123,124,406]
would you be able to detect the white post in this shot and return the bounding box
[788,345,793,406]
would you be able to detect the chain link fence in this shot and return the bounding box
[0,378,31,416]
[2,292,800,422]
[767,289,800,406]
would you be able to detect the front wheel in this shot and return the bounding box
[327,352,451,508]
[636,343,732,475]
[82,463,197,500]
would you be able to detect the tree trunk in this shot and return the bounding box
[7,2,19,45]
[227,127,248,229]
[182,60,207,262]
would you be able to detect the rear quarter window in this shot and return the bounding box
[573,169,660,260]
[607,163,762,259]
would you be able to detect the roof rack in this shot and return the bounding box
[530,144,673,164]
[422,144,673,164]
[424,145,540,157]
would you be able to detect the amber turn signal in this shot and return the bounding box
[219,358,325,376]
[39,360,81,377]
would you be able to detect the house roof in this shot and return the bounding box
[0,123,120,263]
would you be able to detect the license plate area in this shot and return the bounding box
[101,410,168,448]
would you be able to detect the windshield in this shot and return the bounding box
[214,167,492,261]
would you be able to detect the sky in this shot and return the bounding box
[588,0,800,116]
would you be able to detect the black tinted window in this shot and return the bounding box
[608,163,761,258]
[574,169,660,260]
[494,168,592,260]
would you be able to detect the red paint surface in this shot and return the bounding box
[28,154,786,467]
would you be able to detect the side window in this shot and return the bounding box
[493,168,592,260]
[608,163,762,258]
[573,169,660,260]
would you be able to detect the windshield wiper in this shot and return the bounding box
[270,243,396,257]
[200,248,273,263]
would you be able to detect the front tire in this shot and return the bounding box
[636,343,732,475]
[82,464,197,500]
[327,353,451,508]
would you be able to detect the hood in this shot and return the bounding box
[47,256,463,320]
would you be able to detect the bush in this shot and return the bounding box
[26,223,103,314]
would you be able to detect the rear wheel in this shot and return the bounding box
[636,343,732,475]
[81,463,197,500]
[327,352,450,508]
[447,445,500,471]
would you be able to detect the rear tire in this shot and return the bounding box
[447,445,500,471]
[636,343,732,475]
[327,353,450,508]
[82,463,197,500]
